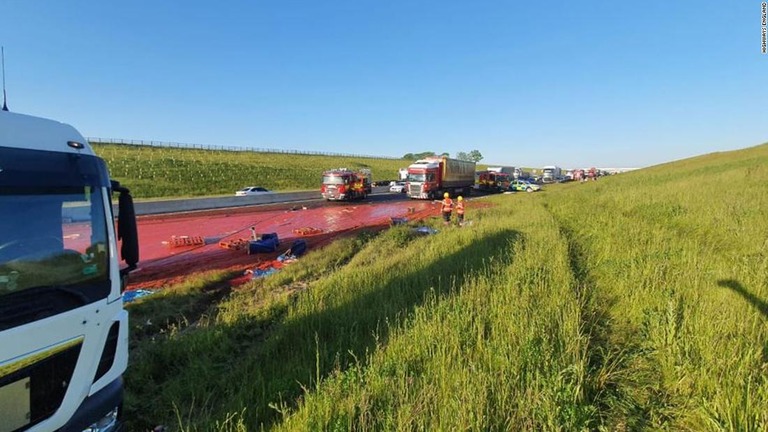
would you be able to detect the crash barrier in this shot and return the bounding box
[120,191,321,216]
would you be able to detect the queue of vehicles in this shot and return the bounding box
[313,158,604,203]
[236,158,613,207]
[253,158,606,205]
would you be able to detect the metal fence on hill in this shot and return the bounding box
[87,137,401,160]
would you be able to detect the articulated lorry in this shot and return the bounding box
[541,165,563,183]
[406,156,475,200]
[0,110,139,432]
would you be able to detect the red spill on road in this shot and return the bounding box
[126,199,443,290]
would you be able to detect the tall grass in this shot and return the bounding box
[124,143,768,431]
[277,201,600,431]
[540,143,768,430]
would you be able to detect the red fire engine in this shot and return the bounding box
[321,168,370,201]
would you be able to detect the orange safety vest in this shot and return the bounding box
[441,198,453,213]
[456,201,465,215]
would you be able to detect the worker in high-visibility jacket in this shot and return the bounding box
[441,192,454,225]
[456,195,465,226]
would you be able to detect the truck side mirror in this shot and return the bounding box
[111,180,139,285]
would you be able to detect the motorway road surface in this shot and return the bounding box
[127,189,444,290]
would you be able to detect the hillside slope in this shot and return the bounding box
[92,142,408,199]
[124,143,768,431]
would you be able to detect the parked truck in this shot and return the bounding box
[321,168,370,201]
[475,170,510,193]
[406,156,475,200]
[541,165,563,183]
[587,167,598,181]
[359,168,373,194]
[487,166,515,176]
[513,167,531,180]
[0,110,139,431]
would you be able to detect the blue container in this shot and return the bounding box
[261,232,279,246]
[248,236,279,254]
[289,239,307,257]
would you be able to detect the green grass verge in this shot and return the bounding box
[123,143,768,431]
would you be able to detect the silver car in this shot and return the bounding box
[235,186,272,196]
[389,182,407,193]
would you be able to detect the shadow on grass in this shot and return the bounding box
[241,228,521,428]
[718,279,768,318]
[132,228,521,430]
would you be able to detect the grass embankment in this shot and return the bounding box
[92,143,408,199]
[541,144,768,430]
[125,143,768,431]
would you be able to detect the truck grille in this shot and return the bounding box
[323,186,340,200]
[408,184,421,196]
[0,340,82,430]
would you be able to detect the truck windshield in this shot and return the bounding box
[408,173,425,182]
[0,147,111,330]
[323,175,345,185]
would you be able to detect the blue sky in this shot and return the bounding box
[1,1,765,168]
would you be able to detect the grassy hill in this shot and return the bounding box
[123,143,768,431]
[92,143,410,199]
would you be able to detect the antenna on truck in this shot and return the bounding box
[1,46,8,111]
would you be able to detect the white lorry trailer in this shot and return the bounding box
[0,110,139,432]
[541,165,563,183]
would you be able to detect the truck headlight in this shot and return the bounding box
[82,406,119,432]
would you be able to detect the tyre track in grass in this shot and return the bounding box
[548,207,641,430]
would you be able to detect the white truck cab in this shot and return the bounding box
[0,111,138,431]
